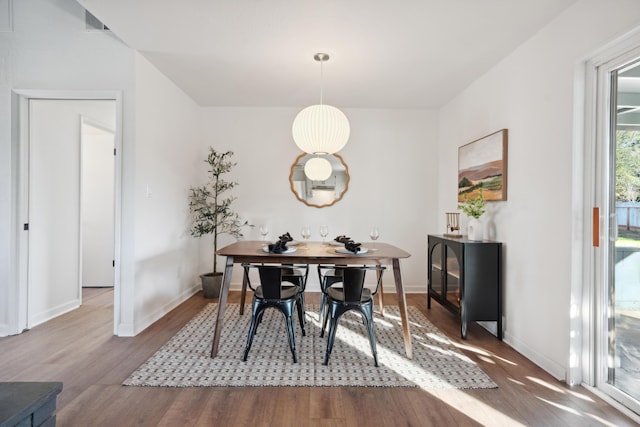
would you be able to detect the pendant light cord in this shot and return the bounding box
[319,58,324,106]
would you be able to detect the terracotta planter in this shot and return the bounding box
[200,272,223,298]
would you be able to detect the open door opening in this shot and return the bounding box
[12,92,121,336]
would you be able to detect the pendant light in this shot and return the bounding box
[304,156,333,181]
[292,53,350,155]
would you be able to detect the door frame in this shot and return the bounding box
[10,89,123,336]
[573,26,640,420]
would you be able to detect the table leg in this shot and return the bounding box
[239,271,248,315]
[376,266,385,316]
[392,258,413,359]
[210,256,234,358]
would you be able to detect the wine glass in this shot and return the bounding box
[369,226,380,250]
[319,225,329,243]
[301,225,311,247]
[259,224,269,241]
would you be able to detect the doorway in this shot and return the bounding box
[80,117,115,288]
[13,91,122,335]
[591,45,640,416]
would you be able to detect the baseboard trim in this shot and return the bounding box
[29,299,81,328]
[132,284,201,336]
[504,331,566,381]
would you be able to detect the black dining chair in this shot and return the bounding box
[316,264,346,324]
[320,265,386,367]
[282,264,309,318]
[241,264,306,363]
[240,264,308,315]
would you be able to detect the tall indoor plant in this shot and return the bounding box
[189,147,251,297]
[458,189,486,241]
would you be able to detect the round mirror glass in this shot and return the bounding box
[289,153,350,208]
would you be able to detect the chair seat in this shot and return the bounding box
[255,285,299,300]
[327,286,372,302]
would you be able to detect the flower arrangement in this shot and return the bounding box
[457,189,486,219]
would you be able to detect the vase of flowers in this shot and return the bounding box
[458,189,486,241]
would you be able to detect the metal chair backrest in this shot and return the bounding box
[256,265,285,299]
[342,268,367,302]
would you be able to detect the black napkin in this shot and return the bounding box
[344,240,362,253]
[279,232,293,242]
[334,235,351,244]
[268,239,289,254]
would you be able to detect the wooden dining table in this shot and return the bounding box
[210,240,413,359]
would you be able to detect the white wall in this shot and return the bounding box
[0,0,136,335]
[1,0,203,337]
[130,53,202,335]
[199,107,438,293]
[437,0,640,380]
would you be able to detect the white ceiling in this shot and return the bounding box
[79,0,578,109]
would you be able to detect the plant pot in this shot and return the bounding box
[200,272,223,298]
[467,218,484,241]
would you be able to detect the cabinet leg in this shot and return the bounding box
[461,306,467,339]
[427,294,431,309]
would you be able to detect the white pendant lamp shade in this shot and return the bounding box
[292,104,350,155]
[304,156,333,181]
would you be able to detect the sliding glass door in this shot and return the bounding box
[598,55,640,414]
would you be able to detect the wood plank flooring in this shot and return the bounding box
[0,288,637,426]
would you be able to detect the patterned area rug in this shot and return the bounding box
[123,303,497,389]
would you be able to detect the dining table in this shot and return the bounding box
[210,240,413,359]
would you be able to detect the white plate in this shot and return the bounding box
[335,247,369,255]
[262,246,297,254]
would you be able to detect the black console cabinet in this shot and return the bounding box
[427,234,502,340]
[0,382,62,427]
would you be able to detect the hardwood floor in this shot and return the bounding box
[0,288,637,426]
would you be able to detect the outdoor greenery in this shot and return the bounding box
[616,130,640,202]
[189,148,251,273]
[458,189,486,219]
[618,228,640,247]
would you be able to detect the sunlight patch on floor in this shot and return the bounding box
[536,397,582,416]
[507,377,525,386]
[478,355,496,364]
[527,376,565,393]
[586,412,625,426]
[566,388,596,402]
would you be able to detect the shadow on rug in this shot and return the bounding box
[123,303,497,390]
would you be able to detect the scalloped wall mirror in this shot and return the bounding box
[289,153,350,208]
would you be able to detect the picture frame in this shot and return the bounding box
[458,129,508,202]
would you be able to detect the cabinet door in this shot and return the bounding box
[429,242,443,296]
[445,244,461,308]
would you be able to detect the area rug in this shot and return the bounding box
[123,303,497,390]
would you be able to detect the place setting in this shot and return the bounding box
[325,234,365,254]
[327,226,380,254]
[261,231,298,254]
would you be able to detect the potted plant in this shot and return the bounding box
[189,147,251,297]
[458,189,486,241]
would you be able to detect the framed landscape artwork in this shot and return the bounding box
[458,129,508,202]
